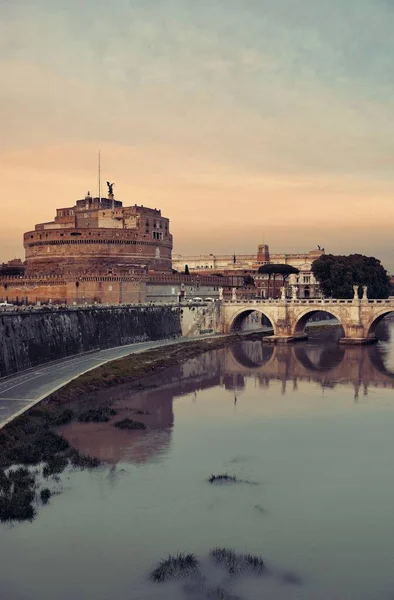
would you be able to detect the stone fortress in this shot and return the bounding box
[0,185,233,304]
[24,193,172,277]
[0,183,326,304]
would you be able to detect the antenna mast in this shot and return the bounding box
[98,151,101,201]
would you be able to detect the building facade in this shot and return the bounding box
[173,245,324,298]
[24,193,173,277]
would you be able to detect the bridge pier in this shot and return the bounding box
[339,336,378,345]
[264,334,308,344]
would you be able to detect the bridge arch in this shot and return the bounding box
[231,341,275,369]
[229,308,276,335]
[293,308,345,337]
[366,310,394,339]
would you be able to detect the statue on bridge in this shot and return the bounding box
[231,287,237,301]
[292,285,298,300]
[280,286,286,300]
[362,285,368,300]
[219,287,224,301]
[353,285,359,300]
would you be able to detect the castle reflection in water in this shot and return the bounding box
[65,321,394,465]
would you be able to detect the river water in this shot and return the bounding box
[2,322,394,600]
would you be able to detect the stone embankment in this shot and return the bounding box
[0,305,181,377]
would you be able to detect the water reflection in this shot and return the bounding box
[228,323,394,399]
[62,321,394,466]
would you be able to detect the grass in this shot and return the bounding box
[150,553,200,583]
[77,407,117,423]
[209,548,265,576]
[113,419,146,430]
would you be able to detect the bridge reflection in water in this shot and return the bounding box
[62,322,394,466]
[225,322,394,399]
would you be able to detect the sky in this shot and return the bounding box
[1,0,394,270]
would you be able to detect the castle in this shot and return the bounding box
[0,191,233,304]
[24,193,172,277]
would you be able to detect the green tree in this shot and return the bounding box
[184,264,190,275]
[312,254,390,299]
[243,275,255,286]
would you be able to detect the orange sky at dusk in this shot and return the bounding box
[1,1,394,271]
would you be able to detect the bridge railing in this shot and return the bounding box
[223,298,394,305]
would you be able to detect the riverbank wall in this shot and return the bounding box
[0,305,182,377]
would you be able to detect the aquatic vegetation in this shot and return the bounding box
[43,455,68,477]
[5,430,70,466]
[208,474,257,485]
[208,474,238,484]
[133,409,151,415]
[0,467,36,522]
[68,449,101,469]
[209,548,265,576]
[78,407,117,423]
[150,553,200,583]
[40,488,51,504]
[114,418,146,430]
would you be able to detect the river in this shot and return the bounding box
[1,321,394,600]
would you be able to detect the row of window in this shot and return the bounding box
[57,210,74,217]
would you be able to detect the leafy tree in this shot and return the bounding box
[184,264,190,275]
[243,275,255,286]
[312,254,390,299]
[258,264,299,296]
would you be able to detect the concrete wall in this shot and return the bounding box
[0,305,181,377]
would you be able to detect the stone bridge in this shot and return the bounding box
[218,288,394,344]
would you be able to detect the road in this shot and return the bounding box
[0,336,204,429]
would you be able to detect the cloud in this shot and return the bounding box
[0,0,394,270]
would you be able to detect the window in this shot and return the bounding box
[303,276,310,283]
